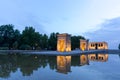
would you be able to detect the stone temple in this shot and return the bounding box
[80,39,108,51]
[57,33,71,52]
[57,33,108,52]
[80,39,89,51]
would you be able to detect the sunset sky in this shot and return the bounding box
[0,0,120,49]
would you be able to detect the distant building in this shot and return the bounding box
[80,39,108,51]
[89,42,108,50]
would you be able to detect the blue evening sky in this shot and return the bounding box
[0,0,120,49]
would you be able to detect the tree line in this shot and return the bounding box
[0,54,86,77]
[0,24,85,50]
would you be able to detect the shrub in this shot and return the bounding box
[19,44,32,50]
[0,47,9,50]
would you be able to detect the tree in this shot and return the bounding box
[43,34,48,49]
[12,41,19,49]
[12,29,21,49]
[0,24,87,50]
[20,26,41,50]
[0,24,20,49]
[48,32,59,50]
[71,35,85,50]
[39,34,48,50]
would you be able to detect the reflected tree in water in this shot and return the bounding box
[47,56,56,70]
[18,54,41,76]
[0,53,109,78]
[0,54,17,78]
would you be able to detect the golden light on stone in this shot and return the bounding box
[80,39,89,51]
[57,33,71,52]
[58,39,65,52]
[80,39,108,51]
[81,43,85,51]
[89,42,108,50]
[57,33,108,52]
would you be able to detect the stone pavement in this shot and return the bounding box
[0,49,120,55]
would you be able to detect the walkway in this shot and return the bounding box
[0,49,120,55]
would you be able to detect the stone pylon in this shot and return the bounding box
[80,39,89,51]
[57,33,71,52]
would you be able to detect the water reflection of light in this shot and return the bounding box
[56,53,109,74]
[57,56,71,74]
[88,54,108,62]
[80,54,89,66]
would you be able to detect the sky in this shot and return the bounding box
[0,0,120,49]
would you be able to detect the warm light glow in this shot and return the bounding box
[57,33,71,52]
[57,56,71,74]
[80,55,88,65]
[89,42,108,50]
[58,56,65,67]
[58,39,65,52]
[88,54,96,61]
[81,43,86,51]
[66,44,71,52]
[88,54,108,62]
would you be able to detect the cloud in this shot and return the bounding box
[84,17,120,49]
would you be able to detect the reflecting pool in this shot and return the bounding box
[0,53,120,80]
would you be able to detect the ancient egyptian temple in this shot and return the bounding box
[80,39,89,51]
[57,33,71,52]
[57,33,108,52]
[80,39,108,51]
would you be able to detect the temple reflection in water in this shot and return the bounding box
[0,53,109,78]
[88,54,108,62]
[57,56,71,74]
[57,53,108,74]
[80,54,89,66]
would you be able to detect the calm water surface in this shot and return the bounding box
[0,53,120,80]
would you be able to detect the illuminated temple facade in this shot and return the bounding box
[80,39,108,51]
[57,33,108,52]
[89,42,108,50]
[57,33,71,52]
[80,39,89,51]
